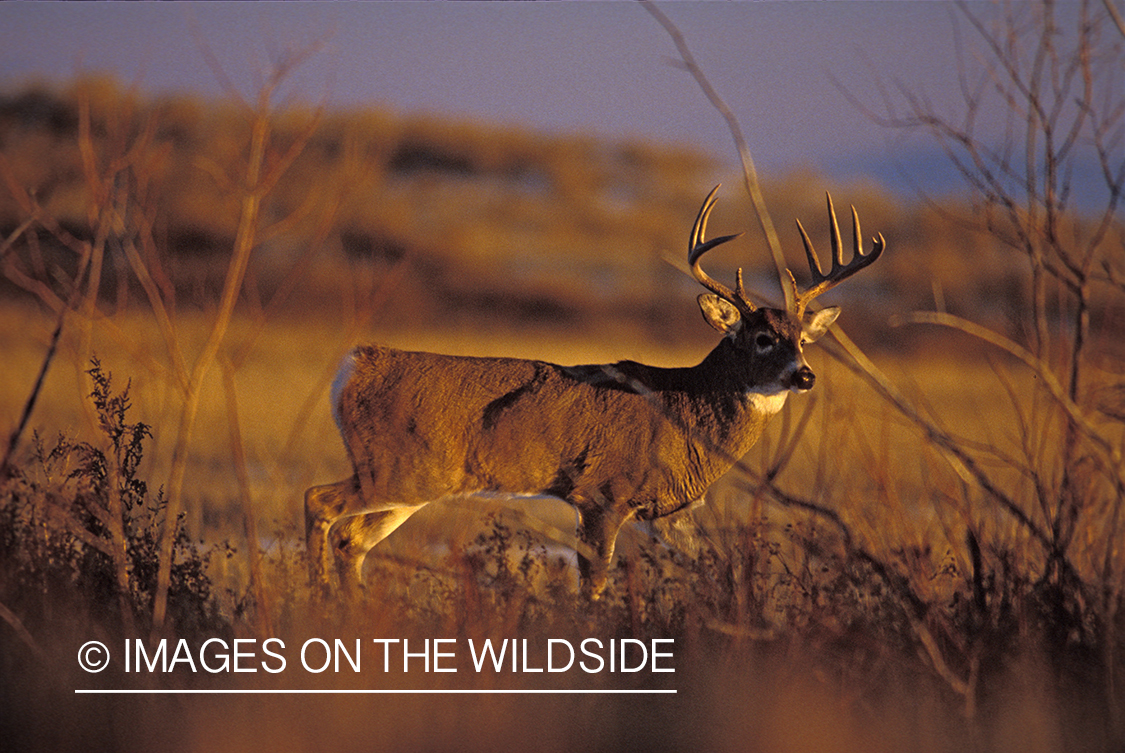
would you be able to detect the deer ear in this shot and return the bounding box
[802,306,840,343]
[698,294,742,333]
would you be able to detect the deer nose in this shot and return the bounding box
[792,366,816,391]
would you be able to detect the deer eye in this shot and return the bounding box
[754,332,777,351]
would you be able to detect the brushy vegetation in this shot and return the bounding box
[2,376,1119,752]
[1,2,1123,751]
[0,359,224,638]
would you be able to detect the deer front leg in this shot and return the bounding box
[575,502,633,601]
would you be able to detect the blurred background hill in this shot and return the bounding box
[1,77,1071,353]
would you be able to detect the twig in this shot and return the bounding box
[1103,0,1125,39]
[152,43,324,635]
[221,357,273,637]
[639,0,791,309]
[0,600,46,662]
[0,212,92,476]
[1,308,64,478]
[895,310,1123,479]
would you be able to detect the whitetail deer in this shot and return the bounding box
[305,186,885,599]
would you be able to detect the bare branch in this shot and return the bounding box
[896,310,1124,481]
[0,600,46,663]
[640,1,791,310]
[1104,0,1125,39]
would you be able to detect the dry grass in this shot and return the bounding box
[1,293,1121,753]
[2,29,1122,747]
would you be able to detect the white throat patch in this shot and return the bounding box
[744,386,789,417]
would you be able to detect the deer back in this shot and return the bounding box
[332,342,778,519]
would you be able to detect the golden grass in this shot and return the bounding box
[1,71,1121,744]
[2,291,1122,752]
[3,35,1123,748]
[0,295,1032,555]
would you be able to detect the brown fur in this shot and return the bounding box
[305,304,838,598]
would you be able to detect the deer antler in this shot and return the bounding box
[787,192,885,319]
[689,185,753,312]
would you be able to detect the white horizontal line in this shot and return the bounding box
[75,688,676,695]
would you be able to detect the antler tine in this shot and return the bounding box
[850,203,862,268]
[734,267,749,304]
[790,192,886,318]
[829,192,845,271]
[688,185,751,311]
[795,216,822,280]
[688,185,720,258]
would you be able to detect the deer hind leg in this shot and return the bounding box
[574,502,634,601]
[328,505,426,592]
[305,476,362,588]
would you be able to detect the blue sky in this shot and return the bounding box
[0,2,1106,204]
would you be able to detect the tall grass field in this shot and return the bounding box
[2,7,1123,747]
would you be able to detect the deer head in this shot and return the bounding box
[689,185,885,393]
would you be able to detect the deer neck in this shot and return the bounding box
[697,338,790,404]
[654,339,791,453]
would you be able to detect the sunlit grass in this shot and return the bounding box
[2,48,1122,751]
[2,296,1121,752]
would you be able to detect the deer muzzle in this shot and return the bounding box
[791,365,816,391]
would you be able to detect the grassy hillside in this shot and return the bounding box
[4,78,1097,348]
